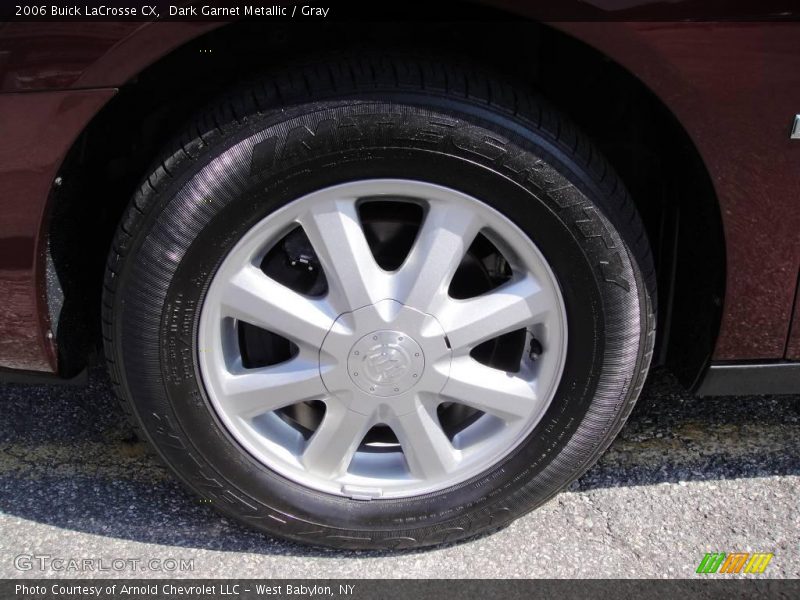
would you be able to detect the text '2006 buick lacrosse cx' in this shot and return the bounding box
[1,1,799,550]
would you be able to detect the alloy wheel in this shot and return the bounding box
[198,179,568,499]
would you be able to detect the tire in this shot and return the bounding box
[103,56,655,550]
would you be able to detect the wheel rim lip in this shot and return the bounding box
[197,179,568,499]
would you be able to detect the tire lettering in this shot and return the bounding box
[599,253,631,292]
[282,119,336,158]
[451,128,507,161]
[249,136,277,175]
[575,207,617,250]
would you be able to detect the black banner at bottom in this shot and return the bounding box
[3,579,800,600]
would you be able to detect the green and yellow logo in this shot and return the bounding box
[696,552,773,574]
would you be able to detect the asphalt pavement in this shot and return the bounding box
[0,368,797,579]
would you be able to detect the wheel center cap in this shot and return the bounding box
[319,299,451,413]
[348,330,425,397]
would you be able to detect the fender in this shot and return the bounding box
[0,4,798,374]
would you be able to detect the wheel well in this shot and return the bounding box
[48,15,724,387]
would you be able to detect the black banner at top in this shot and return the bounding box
[3,0,800,22]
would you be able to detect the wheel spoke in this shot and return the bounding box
[220,264,336,349]
[302,403,374,478]
[393,201,482,313]
[441,356,539,422]
[218,359,326,419]
[438,275,550,352]
[298,198,389,312]
[389,400,460,479]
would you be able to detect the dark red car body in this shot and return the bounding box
[1,1,799,393]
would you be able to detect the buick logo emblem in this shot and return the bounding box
[365,346,408,383]
[347,330,426,396]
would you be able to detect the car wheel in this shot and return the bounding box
[103,56,655,550]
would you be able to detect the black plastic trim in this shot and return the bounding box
[0,367,87,386]
[695,362,800,396]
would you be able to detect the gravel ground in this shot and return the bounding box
[0,368,797,579]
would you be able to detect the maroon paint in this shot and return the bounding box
[787,278,800,360]
[0,11,799,372]
[0,90,115,371]
[553,22,800,360]
[0,22,218,92]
